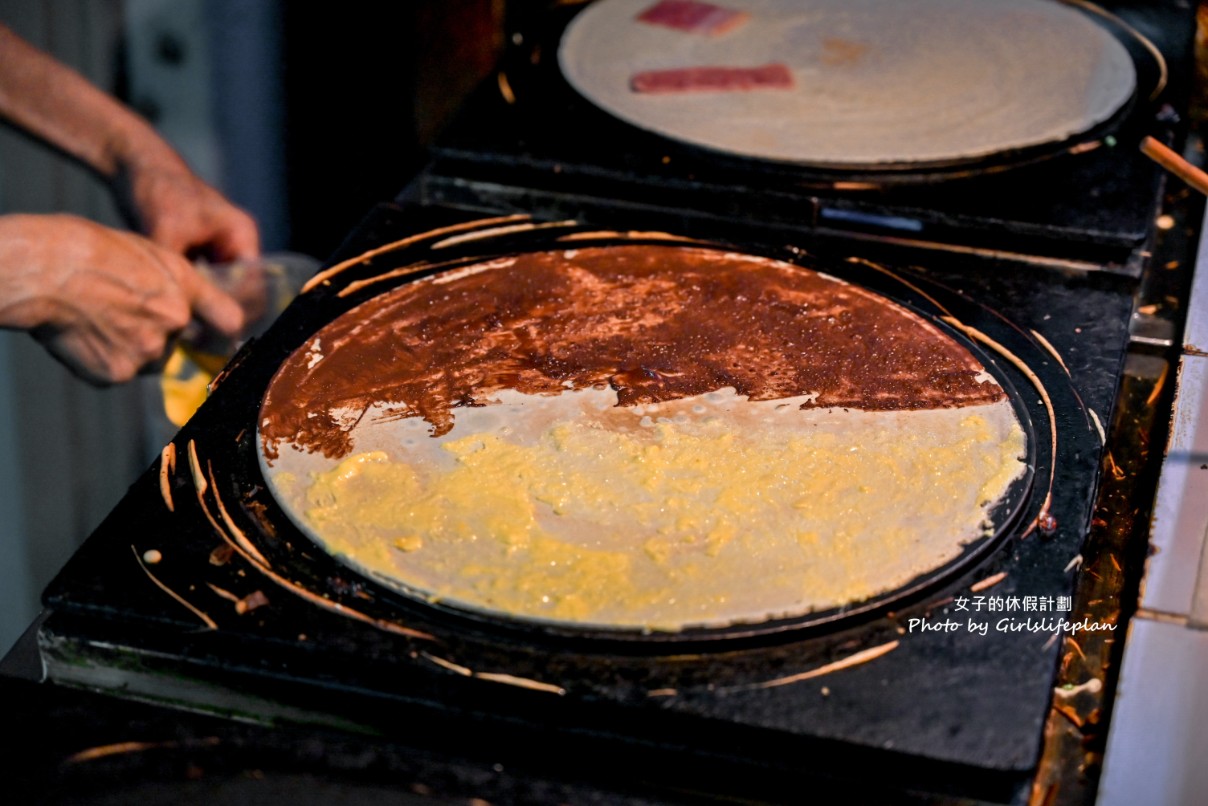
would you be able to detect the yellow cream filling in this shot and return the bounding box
[293,389,1026,630]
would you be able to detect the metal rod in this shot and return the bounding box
[1141,136,1208,196]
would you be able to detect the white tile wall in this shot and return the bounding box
[1139,355,1208,617]
[1098,618,1208,806]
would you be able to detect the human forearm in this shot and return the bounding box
[0,24,182,181]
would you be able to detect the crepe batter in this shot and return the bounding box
[260,245,1029,631]
[558,0,1137,166]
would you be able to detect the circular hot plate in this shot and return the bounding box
[556,0,1139,172]
[256,240,1035,636]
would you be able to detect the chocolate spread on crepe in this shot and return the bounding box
[260,245,1002,462]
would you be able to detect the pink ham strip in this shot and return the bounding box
[630,63,793,94]
[636,0,748,36]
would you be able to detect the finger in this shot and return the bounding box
[137,330,183,377]
[146,204,260,263]
[180,204,260,263]
[37,329,136,387]
[183,268,245,338]
[206,211,261,263]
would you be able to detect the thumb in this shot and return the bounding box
[185,267,245,338]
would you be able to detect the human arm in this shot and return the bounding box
[0,23,259,260]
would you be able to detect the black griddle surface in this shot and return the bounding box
[39,203,1133,803]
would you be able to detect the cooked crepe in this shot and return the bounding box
[259,245,1029,631]
[558,0,1137,166]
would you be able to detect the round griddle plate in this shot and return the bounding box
[252,233,1038,642]
[547,0,1160,185]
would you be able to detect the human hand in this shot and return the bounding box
[113,155,261,263]
[0,214,244,385]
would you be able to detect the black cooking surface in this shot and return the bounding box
[423,0,1194,271]
[39,202,1133,803]
[34,5,1191,799]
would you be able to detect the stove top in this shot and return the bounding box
[29,2,1200,802]
[37,202,1139,804]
